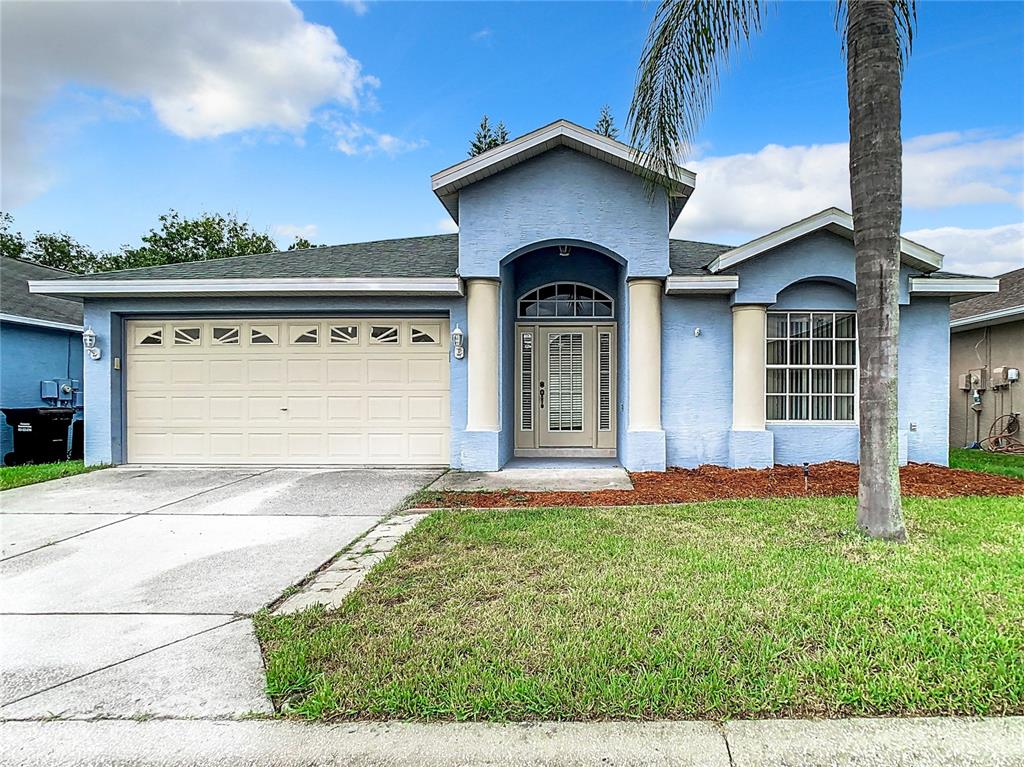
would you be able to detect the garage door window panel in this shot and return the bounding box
[135,326,163,346]
[330,325,359,345]
[370,325,399,344]
[250,325,279,345]
[213,326,240,345]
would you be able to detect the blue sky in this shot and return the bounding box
[2,0,1022,275]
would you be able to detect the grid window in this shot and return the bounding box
[766,311,856,422]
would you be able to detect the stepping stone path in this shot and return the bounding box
[274,511,428,614]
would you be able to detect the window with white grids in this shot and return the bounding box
[766,311,856,422]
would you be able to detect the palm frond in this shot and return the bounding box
[628,0,767,188]
[836,0,917,71]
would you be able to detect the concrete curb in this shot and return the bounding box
[2,716,1022,767]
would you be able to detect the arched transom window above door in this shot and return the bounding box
[518,283,614,319]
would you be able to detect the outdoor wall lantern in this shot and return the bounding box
[82,326,101,361]
[451,324,465,360]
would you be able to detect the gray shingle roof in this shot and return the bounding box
[39,233,733,283]
[1,257,83,326]
[950,267,1024,321]
[53,234,461,281]
[669,239,734,275]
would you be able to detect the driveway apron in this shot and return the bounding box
[0,467,440,719]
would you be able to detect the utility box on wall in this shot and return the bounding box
[958,369,987,391]
[991,367,1021,388]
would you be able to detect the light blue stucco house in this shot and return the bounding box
[29,120,999,471]
[1,257,84,461]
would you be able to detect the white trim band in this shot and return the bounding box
[0,313,83,332]
[29,277,465,298]
[908,276,1000,297]
[665,275,739,294]
[708,208,944,274]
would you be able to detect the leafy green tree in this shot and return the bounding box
[29,232,106,273]
[468,115,510,157]
[1,212,26,261]
[116,210,278,270]
[629,0,916,540]
[594,104,619,139]
[287,237,321,250]
[2,212,105,273]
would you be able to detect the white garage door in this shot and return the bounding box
[125,317,450,465]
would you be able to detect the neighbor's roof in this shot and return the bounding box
[0,257,83,329]
[950,267,1024,328]
[431,119,697,227]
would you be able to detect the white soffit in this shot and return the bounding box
[28,277,465,298]
[708,208,945,274]
[664,275,739,294]
[431,119,697,225]
[909,276,1000,298]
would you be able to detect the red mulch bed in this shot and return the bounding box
[424,462,1024,509]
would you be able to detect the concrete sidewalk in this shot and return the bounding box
[2,716,1021,766]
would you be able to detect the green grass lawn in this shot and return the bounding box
[0,460,102,491]
[256,495,1024,721]
[950,448,1024,479]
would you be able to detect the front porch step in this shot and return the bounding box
[428,462,633,493]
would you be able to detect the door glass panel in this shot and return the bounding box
[547,332,584,432]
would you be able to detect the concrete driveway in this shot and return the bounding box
[0,466,440,720]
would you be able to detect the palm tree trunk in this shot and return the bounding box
[846,0,907,541]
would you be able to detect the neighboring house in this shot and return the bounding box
[1,257,85,460]
[948,267,1024,448]
[30,120,999,471]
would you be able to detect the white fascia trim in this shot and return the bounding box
[664,275,739,294]
[950,304,1024,331]
[909,276,1000,296]
[708,208,944,274]
[29,277,465,297]
[431,120,696,196]
[0,313,83,332]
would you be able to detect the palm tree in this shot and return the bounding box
[630,0,916,541]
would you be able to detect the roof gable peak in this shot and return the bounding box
[708,208,944,274]
[431,119,696,225]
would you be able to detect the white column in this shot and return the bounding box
[466,278,500,431]
[732,304,767,430]
[628,278,663,431]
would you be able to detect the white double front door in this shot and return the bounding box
[514,323,617,454]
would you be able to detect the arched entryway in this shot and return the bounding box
[501,244,623,458]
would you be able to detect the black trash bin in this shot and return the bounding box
[2,408,75,466]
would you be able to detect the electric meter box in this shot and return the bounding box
[959,369,986,391]
[992,367,1022,387]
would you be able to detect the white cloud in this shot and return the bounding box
[1,0,378,206]
[319,114,426,156]
[471,28,493,42]
[436,217,459,234]
[672,131,1024,244]
[340,0,369,15]
[273,223,319,242]
[905,223,1024,278]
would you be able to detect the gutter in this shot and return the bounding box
[950,304,1024,332]
[0,313,83,332]
[29,277,465,298]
